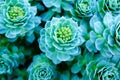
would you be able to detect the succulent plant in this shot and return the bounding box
[86,56,120,80]
[39,17,84,64]
[27,54,56,80]
[0,44,24,74]
[84,12,120,57]
[0,0,120,80]
[0,0,40,40]
[98,0,120,15]
[73,0,97,18]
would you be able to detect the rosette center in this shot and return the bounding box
[56,27,72,42]
[8,6,24,19]
[78,2,90,12]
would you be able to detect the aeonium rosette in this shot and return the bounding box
[74,0,97,18]
[0,45,24,75]
[39,17,84,64]
[85,12,120,57]
[103,12,120,56]
[98,0,120,15]
[0,0,40,40]
[86,56,120,80]
[27,54,56,80]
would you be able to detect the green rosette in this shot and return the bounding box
[0,0,40,40]
[27,54,56,80]
[39,17,85,64]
